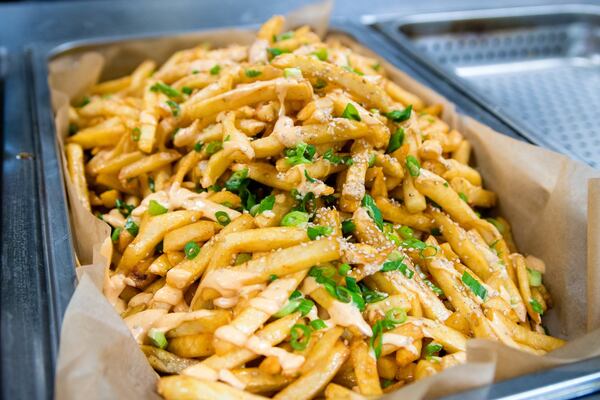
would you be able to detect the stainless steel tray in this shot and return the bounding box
[22,20,599,400]
[375,5,600,168]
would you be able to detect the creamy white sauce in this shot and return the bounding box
[248,39,269,64]
[153,285,183,306]
[201,269,261,297]
[382,333,418,355]
[124,309,168,343]
[328,299,372,336]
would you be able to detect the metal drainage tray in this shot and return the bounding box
[375,5,600,168]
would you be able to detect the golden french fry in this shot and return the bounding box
[117,210,201,275]
[163,221,217,252]
[66,143,91,210]
[119,150,182,180]
[273,341,350,400]
[158,375,268,400]
[167,333,215,358]
[351,340,382,396]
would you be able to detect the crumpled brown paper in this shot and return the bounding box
[50,2,600,399]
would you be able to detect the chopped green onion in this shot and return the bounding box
[342,65,364,75]
[148,328,168,349]
[115,199,135,217]
[310,319,327,330]
[148,199,168,216]
[405,155,420,177]
[461,271,487,300]
[131,127,141,142]
[425,342,443,356]
[368,154,376,168]
[150,82,181,99]
[335,286,352,303]
[274,31,294,41]
[458,192,468,203]
[338,263,351,276]
[148,177,155,192]
[425,279,444,296]
[385,307,407,324]
[267,48,289,57]
[381,379,393,389]
[381,259,414,278]
[370,318,397,359]
[361,284,388,303]
[250,194,275,216]
[372,62,381,71]
[281,211,309,227]
[304,170,317,183]
[68,123,78,135]
[194,142,204,152]
[274,299,301,317]
[383,105,412,122]
[430,227,441,236]
[307,225,333,240]
[165,100,180,116]
[290,324,311,350]
[268,274,279,281]
[289,290,303,300]
[210,65,221,75]
[235,253,252,265]
[77,97,91,107]
[205,141,223,155]
[313,78,327,89]
[225,168,249,191]
[245,69,262,78]
[181,86,193,95]
[215,211,231,226]
[387,128,404,153]
[192,69,200,74]
[530,298,544,314]
[111,227,122,242]
[312,48,328,61]
[297,299,315,316]
[323,148,353,166]
[361,194,384,231]
[341,103,361,121]
[284,67,302,79]
[398,225,413,239]
[124,218,138,236]
[285,142,315,165]
[341,219,356,236]
[184,241,200,259]
[419,245,438,259]
[486,218,505,234]
[527,268,542,287]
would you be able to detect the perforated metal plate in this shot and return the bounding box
[379,6,600,167]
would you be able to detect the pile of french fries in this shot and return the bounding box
[65,15,565,399]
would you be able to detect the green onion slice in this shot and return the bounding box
[184,241,201,259]
[461,271,487,300]
[290,324,312,350]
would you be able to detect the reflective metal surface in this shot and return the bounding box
[376,5,600,167]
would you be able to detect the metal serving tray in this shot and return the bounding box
[20,20,598,399]
[375,5,600,168]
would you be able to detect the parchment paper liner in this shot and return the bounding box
[50,3,600,399]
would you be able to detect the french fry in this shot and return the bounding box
[117,210,201,275]
[66,143,91,211]
[163,221,217,252]
[273,341,350,400]
[351,339,382,396]
[158,375,268,400]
